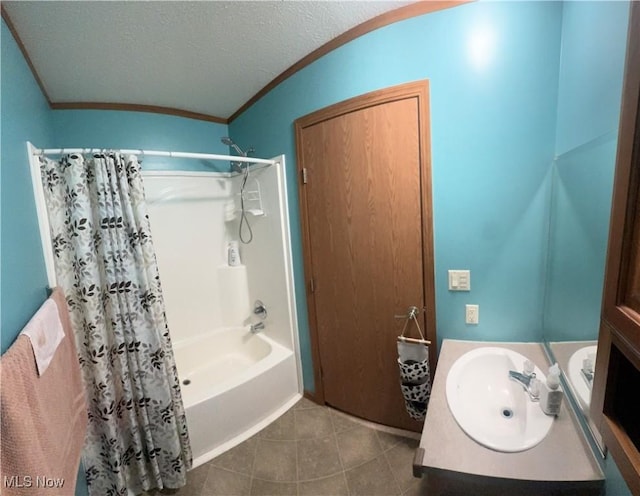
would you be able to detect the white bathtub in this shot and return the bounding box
[173,327,300,467]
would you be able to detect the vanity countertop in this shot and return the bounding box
[417,339,603,484]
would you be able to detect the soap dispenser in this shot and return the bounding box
[228,241,241,266]
[540,363,563,416]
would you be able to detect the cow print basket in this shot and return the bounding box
[401,379,431,404]
[398,357,430,384]
[396,313,432,420]
[404,400,427,421]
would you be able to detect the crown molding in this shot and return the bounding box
[2,4,52,105]
[50,102,228,125]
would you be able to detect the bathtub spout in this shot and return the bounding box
[250,322,265,333]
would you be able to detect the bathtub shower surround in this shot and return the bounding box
[143,156,301,466]
[38,153,192,495]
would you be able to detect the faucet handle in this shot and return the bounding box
[583,353,596,374]
[523,360,535,376]
[254,300,267,320]
[529,378,541,399]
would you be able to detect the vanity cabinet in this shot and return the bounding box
[591,3,640,494]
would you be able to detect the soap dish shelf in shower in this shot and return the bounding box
[239,178,265,217]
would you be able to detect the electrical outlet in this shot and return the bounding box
[466,304,479,325]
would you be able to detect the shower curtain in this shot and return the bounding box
[39,152,192,495]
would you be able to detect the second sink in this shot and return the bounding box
[567,345,597,409]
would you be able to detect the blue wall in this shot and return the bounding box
[52,110,229,172]
[1,20,52,352]
[230,1,563,391]
[544,2,629,342]
[1,19,89,496]
[554,1,630,157]
[544,134,618,341]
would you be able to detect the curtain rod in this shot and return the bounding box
[32,147,277,165]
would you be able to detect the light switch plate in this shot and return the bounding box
[448,270,470,291]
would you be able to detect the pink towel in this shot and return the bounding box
[1,288,87,495]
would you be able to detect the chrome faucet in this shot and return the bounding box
[509,361,540,402]
[581,369,594,389]
[250,322,265,333]
[581,352,596,389]
[509,370,532,388]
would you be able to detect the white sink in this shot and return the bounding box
[568,345,597,409]
[446,347,554,453]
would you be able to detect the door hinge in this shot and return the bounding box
[310,277,316,293]
[302,167,308,184]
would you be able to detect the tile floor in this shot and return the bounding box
[162,397,426,496]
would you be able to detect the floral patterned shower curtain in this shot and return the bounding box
[40,152,192,495]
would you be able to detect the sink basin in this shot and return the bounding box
[446,347,554,452]
[568,345,597,409]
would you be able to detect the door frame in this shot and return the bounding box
[294,80,437,404]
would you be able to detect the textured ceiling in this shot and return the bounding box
[4,1,414,119]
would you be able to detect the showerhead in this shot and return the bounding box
[221,136,248,158]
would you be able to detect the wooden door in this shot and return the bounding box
[295,81,436,431]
